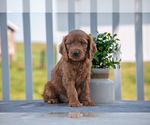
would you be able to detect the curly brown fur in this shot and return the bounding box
[42,30,97,107]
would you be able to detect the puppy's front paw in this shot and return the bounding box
[69,101,82,107]
[47,99,58,104]
[83,101,95,106]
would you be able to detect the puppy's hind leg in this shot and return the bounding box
[42,81,59,104]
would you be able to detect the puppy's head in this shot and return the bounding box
[59,30,97,61]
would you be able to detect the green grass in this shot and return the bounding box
[0,43,150,100]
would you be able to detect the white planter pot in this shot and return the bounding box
[90,68,113,104]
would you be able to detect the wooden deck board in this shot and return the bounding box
[0,100,150,112]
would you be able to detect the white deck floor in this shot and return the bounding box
[0,100,150,125]
[0,113,150,125]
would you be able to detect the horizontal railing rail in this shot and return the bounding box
[0,0,144,101]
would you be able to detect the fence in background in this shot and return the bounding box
[0,0,144,100]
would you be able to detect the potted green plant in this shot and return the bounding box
[89,31,121,104]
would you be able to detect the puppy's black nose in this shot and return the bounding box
[73,51,79,56]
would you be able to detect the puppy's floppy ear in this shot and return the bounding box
[88,35,97,60]
[59,36,68,61]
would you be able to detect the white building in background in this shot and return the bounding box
[52,0,150,62]
[6,0,150,63]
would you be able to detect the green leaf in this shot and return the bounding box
[94,51,98,56]
[112,40,116,43]
[99,34,104,38]
[106,45,109,50]
[103,51,107,56]
[103,36,107,40]
[98,46,103,50]
[108,48,113,53]
[93,56,99,62]
[94,51,101,56]
[110,36,113,39]
[107,33,111,36]
[112,58,114,62]
[108,55,112,58]
[106,63,110,67]
[113,34,117,38]
[116,38,120,41]
[93,37,96,41]
[97,52,102,56]
[111,64,116,69]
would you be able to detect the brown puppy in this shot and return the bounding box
[42,30,97,107]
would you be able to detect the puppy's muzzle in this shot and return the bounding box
[73,51,79,56]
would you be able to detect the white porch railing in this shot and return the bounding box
[0,0,144,101]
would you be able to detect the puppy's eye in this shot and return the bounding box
[68,42,72,45]
[81,41,85,45]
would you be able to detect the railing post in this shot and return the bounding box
[90,0,97,37]
[135,0,144,100]
[23,0,33,100]
[68,0,75,32]
[112,0,122,100]
[45,0,54,81]
[0,0,10,100]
